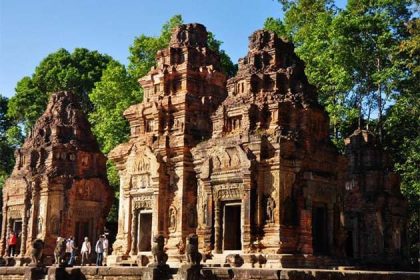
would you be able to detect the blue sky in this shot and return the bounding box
[0,0,346,98]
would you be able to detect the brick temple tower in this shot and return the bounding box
[192,30,344,259]
[108,23,226,263]
[0,91,113,260]
[343,129,408,264]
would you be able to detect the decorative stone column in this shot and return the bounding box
[130,208,138,256]
[214,200,222,253]
[0,199,8,256]
[242,174,252,251]
[19,208,28,256]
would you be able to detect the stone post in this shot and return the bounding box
[19,209,27,256]
[214,201,222,253]
[242,174,252,251]
[0,199,7,256]
[130,209,138,256]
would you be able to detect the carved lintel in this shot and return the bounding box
[214,183,243,200]
[132,193,154,210]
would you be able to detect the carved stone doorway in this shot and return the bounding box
[223,203,242,251]
[12,219,22,255]
[345,230,354,257]
[12,219,22,237]
[312,204,328,255]
[137,211,152,252]
[75,220,94,247]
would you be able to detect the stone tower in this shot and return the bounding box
[192,30,344,257]
[343,129,407,264]
[108,23,226,263]
[0,91,113,259]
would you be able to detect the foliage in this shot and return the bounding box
[270,0,417,262]
[0,95,15,177]
[7,48,113,137]
[88,60,141,224]
[264,1,358,143]
[106,162,120,223]
[0,95,15,207]
[89,61,140,154]
[128,15,184,79]
[268,0,412,145]
[264,17,288,39]
[128,15,236,79]
[207,32,238,77]
[383,18,420,262]
[7,77,46,135]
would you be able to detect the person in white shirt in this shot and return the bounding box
[95,235,104,266]
[80,237,91,266]
[66,236,76,265]
[102,235,109,266]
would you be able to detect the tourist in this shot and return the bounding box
[67,236,77,266]
[102,235,109,266]
[95,235,104,266]
[81,237,91,266]
[7,231,17,257]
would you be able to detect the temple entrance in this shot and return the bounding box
[312,204,328,255]
[12,219,22,255]
[223,203,241,251]
[138,212,152,252]
[12,219,22,237]
[75,220,94,246]
[346,230,354,257]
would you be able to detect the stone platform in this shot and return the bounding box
[0,266,418,280]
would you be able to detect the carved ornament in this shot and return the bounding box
[214,183,243,200]
[133,193,154,209]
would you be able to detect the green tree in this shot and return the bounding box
[264,17,288,39]
[128,15,184,79]
[0,95,16,193]
[267,0,413,146]
[383,18,420,263]
[128,15,236,79]
[271,0,417,262]
[264,1,358,147]
[7,77,46,133]
[207,32,238,77]
[0,96,15,172]
[331,0,411,139]
[7,48,113,137]
[89,61,140,154]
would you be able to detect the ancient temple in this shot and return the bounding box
[0,91,113,258]
[108,23,226,263]
[192,30,344,257]
[108,23,407,267]
[343,129,408,263]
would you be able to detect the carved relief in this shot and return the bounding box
[8,206,23,219]
[202,201,208,225]
[130,174,150,189]
[169,206,177,232]
[265,196,275,223]
[187,205,197,228]
[210,146,250,173]
[50,216,59,235]
[133,194,154,210]
[214,184,243,200]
